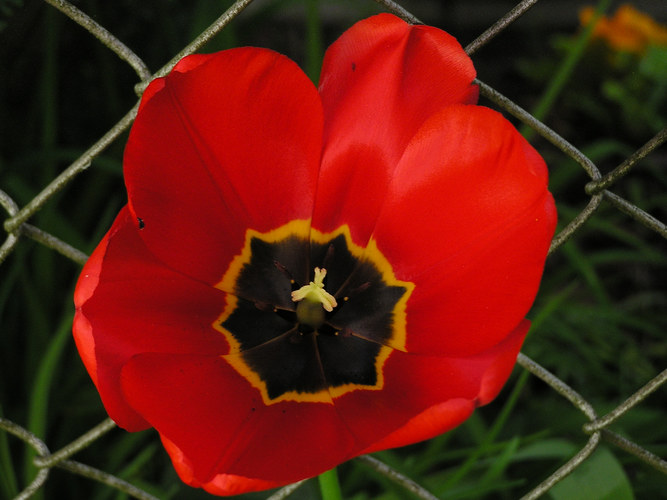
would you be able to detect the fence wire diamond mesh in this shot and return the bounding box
[1,0,665,499]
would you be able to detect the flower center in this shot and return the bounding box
[292,267,337,329]
[213,220,414,405]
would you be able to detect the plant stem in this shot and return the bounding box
[521,0,612,140]
[305,0,323,84]
[318,467,343,500]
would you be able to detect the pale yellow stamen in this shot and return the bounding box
[291,267,338,312]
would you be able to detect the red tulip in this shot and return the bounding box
[74,13,556,495]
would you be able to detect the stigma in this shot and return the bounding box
[291,267,338,312]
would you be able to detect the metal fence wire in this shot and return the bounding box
[1,0,666,499]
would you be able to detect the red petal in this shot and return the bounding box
[125,48,323,284]
[119,324,525,486]
[161,436,284,495]
[73,213,116,393]
[137,55,210,110]
[339,320,527,454]
[74,207,229,430]
[363,399,475,453]
[372,105,556,355]
[121,353,359,484]
[313,13,476,243]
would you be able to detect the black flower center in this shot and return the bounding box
[213,220,413,404]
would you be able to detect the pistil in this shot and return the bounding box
[292,267,337,328]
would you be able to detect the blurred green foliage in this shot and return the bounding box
[0,1,665,499]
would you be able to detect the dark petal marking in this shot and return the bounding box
[222,297,296,351]
[213,222,413,404]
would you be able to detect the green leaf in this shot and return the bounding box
[549,447,634,500]
[513,438,577,462]
[640,46,667,81]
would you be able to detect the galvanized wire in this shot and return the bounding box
[1,0,665,498]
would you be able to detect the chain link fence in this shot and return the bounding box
[1,0,665,498]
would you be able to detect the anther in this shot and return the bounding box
[274,260,294,283]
